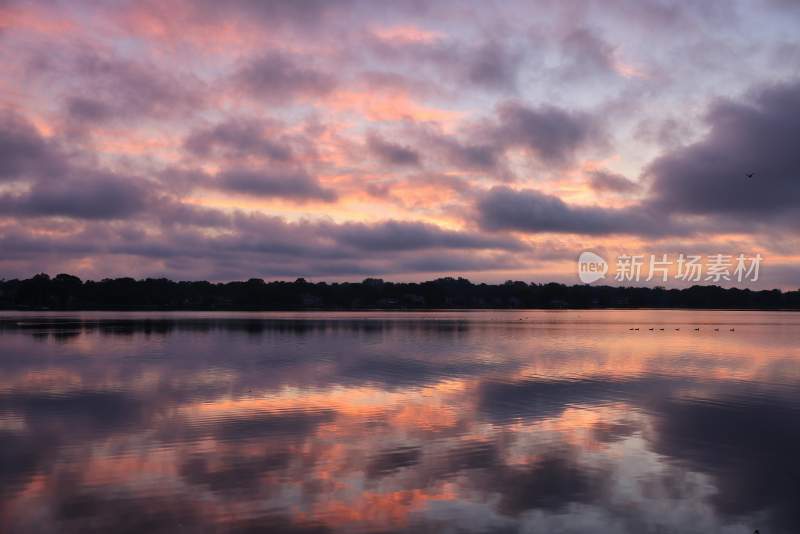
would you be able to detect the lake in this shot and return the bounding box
[1,310,798,533]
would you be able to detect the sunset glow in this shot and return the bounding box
[1,1,798,286]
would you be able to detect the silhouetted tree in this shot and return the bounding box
[0,274,797,310]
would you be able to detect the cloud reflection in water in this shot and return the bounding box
[1,310,799,533]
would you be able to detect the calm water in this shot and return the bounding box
[1,310,799,534]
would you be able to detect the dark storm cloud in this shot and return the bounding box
[216,169,336,201]
[366,133,421,166]
[235,51,336,102]
[184,119,294,162]
[646,79,800,220]
[477,186,678,236]
[0,172,151,219]
[588,169,640,193]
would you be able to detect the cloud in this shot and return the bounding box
[477,186,675,236]
[435,137,500,172]
[193,0,350,30]
[588,169,640,193]
[235,51,336,102]
[559,27,617,79]
[0,111,62,181]
[184,119,294,162]
[0,172,151,219]
[634,117,693,149]
[463,40,524,91]
[412,126,501,173]
[766,0,800,10]
[414,100,605,175]
[1,0,799,283]
[331,219,523,251]
[366,132,421,166]
[0,112,159,220]
[365,28,526,93]
[475,79,800,238]
[646,79,800,221]
[56,52,204,124]
[216,169,336,201]
[156,198,234,228]
[466,78,800,239]
[64,96,114,123]
[0,205,528,280]
[492,101,605,166]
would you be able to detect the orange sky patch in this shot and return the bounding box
[371,25,444,44]
[328,90,461,123]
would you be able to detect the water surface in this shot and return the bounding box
[1,310,799,533]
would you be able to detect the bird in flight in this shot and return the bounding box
[745,172,755,178]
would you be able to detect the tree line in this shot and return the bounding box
[1,273,798,310]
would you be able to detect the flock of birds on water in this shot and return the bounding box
[628,327,735,331]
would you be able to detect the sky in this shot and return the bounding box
[1,0,799,287]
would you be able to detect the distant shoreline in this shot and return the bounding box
[1,306,799,312]
[2,274,799,311]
